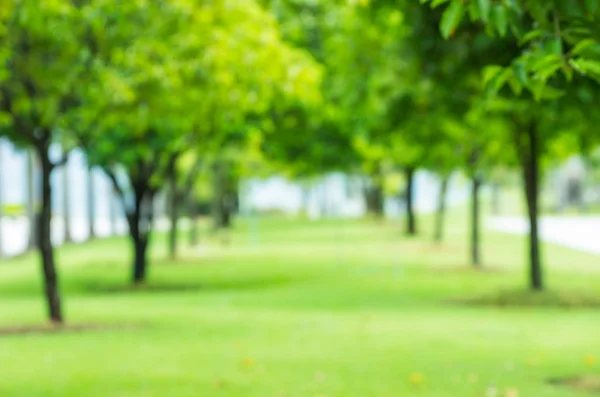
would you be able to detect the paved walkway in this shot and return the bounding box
[487,215,600,255]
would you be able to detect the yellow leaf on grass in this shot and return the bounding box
[409,372,425,385]
[585,355,597,367]
[241,357,255,368]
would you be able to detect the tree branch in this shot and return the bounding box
[103,167,129,214]
[182,158,203,196]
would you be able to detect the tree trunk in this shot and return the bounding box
[364,183,384,218]
[36,142,63,324]
[522,123,543,291]
[127,190,155,285]
[188,191,199,247]
[405,167,416,235]
[434,176,449,244]
[364,166,384,218]
[132,231,149,284]
[220,199,232,229]
[27,149,37,250]
[212,160,233,230]
[168,162,179,259]
[61,154,72,244]
[87,166,96,240]
[471,175,482,267]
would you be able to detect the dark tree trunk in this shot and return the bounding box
[132,232,149,283]
[521,123,543,291]
[434,176,449,244]
[104,167,155,285]
[35,141,63,324]
[364,183,384,217]
[87,166,96,240]
[212,160,233,230]
[405,167,416,235]
[168,160,179,260]
[61,155,72,244]
[471,175,482,267]
[219,201,232,229]
[127,190,155,285]
[364,166,384,218]
[27,150,37,250]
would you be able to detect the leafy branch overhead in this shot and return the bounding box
[425,0,600,97]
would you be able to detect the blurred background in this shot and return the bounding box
[2,0,600,396]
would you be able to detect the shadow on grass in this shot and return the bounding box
[548,376,600,393]
[0,322,141,337]
[81,275,311,295]
[429,264,506,274]
[450,289,600,308]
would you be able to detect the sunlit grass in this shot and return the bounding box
[0,210,599,396]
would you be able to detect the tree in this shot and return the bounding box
[423,121,462,245]
[444,101,514,266]
[65,0,198,283]
[422,0,600,288]
[73,0,322,282]
[0,0,90,323]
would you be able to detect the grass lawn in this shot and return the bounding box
[1,210,600,396]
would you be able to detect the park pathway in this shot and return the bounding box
[487,215,600,255]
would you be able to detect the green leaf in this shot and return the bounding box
[564,64,574,81]
[506,71,523,95]
[520,29,543,45]
[431,0,451,8]
[469,0,480,20]
[571,38,598,55]
[477,0,491,21]
[491,5,508,36]
[538,85,564,100]
[535,60,563,81]
[482,65,504,86]
[530,54,562,74]
[440,0,465,39]
[503,0,522,14]
[513,61,528,85]
[482,65,509,93]
[570,58,600,76]
[547,38,563,55]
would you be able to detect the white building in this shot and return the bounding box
[240,171,470,219]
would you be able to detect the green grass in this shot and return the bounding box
[1,211,600,396]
